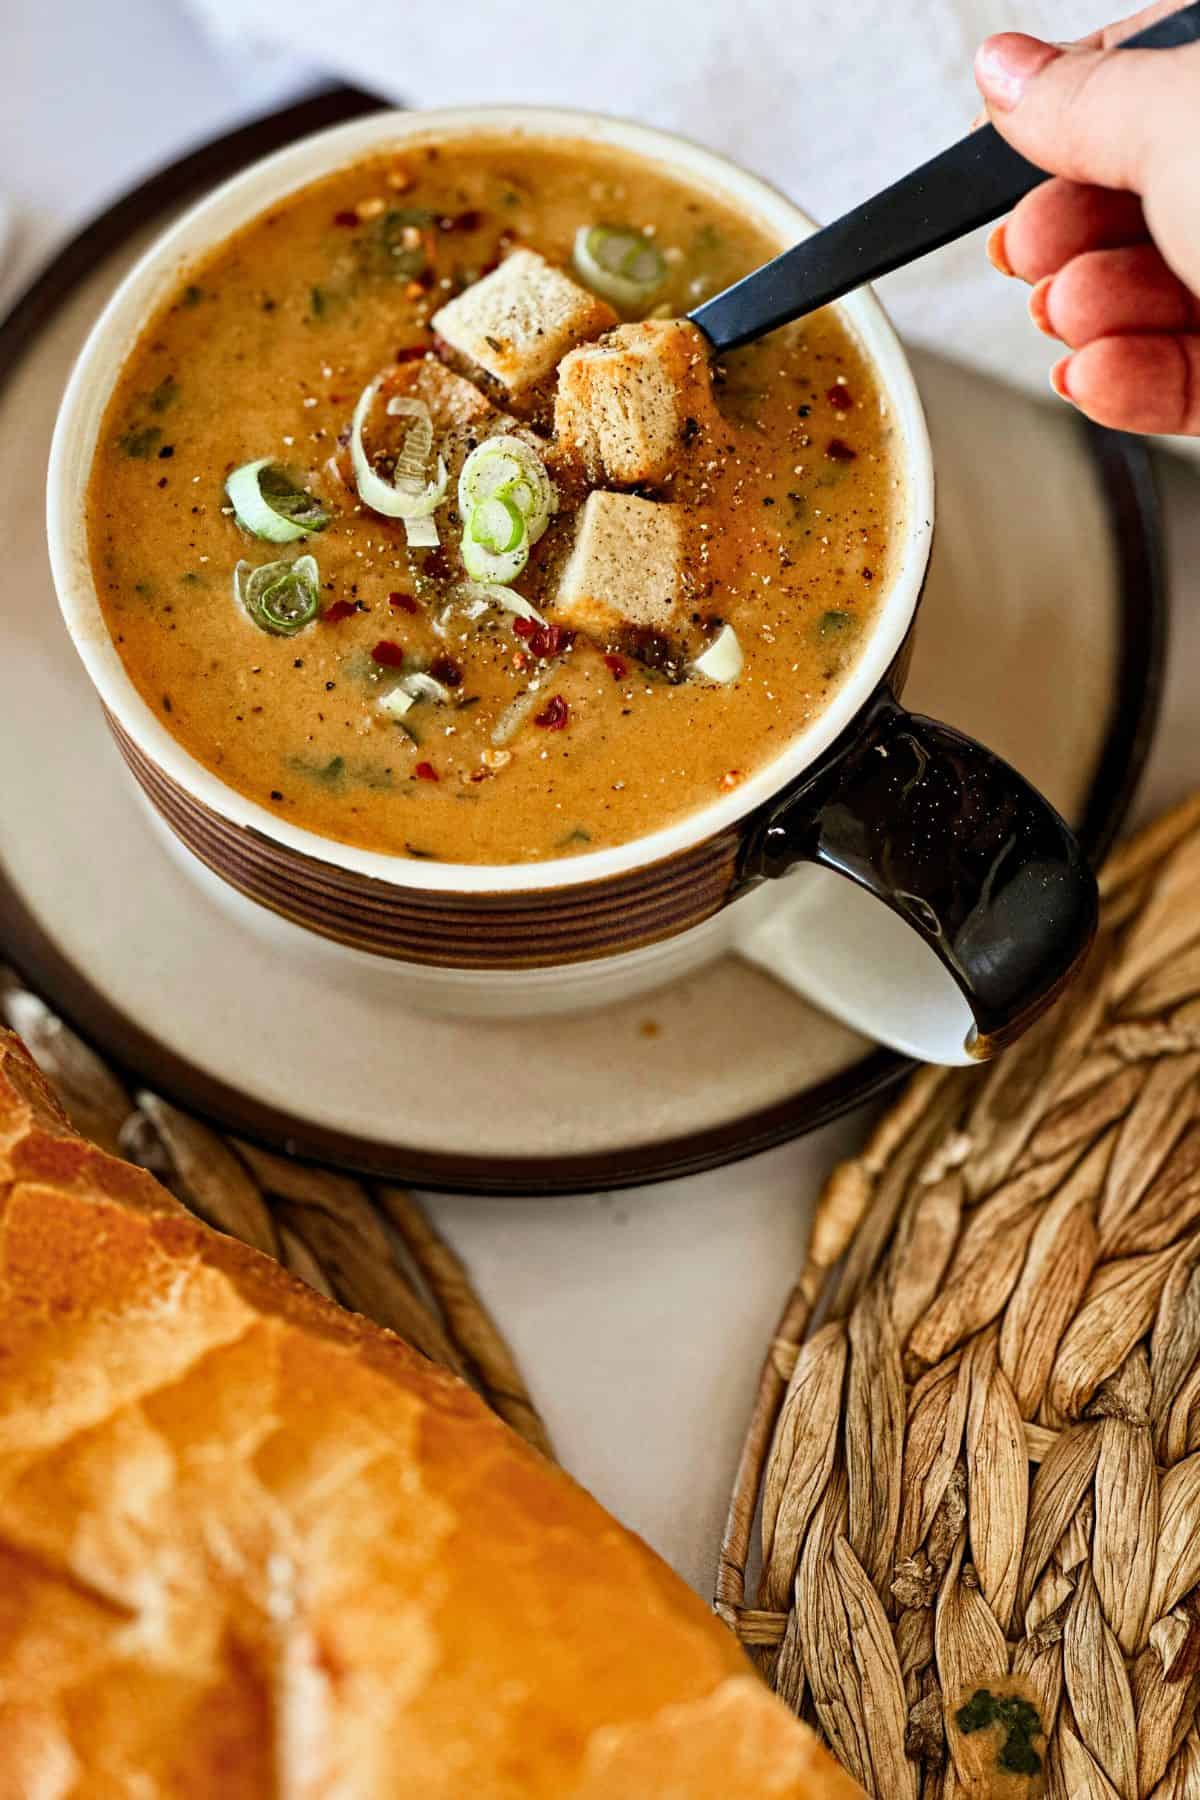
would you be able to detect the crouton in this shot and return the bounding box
[381,357,494,433]
[552,492,685,638]
[553,319,718,487]
[432,250,617,396]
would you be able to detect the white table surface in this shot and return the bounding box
[5,0,1199,1599]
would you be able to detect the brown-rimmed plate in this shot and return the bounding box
[0,86,1165,1195]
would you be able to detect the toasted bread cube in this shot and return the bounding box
[553,320,717,487]
[381,357,495,433]
[432,250,617,395]
[553,492,685,637]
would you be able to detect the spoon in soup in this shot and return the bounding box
[689,0,1200,353]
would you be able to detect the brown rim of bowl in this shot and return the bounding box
[1,83,1168,1195]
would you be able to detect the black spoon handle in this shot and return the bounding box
[691,0,1200,353]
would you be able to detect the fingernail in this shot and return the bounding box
[1050,355,1074,401]
[975,33,1063,110]
[1029,277,1057,338]
[986,224,1014,277]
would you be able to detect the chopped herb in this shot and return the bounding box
[310,285,328,319]
[690,222,723,254]
[157,444,174,459]
[147,376,178,414]
[287,753,347,789]
[404,843,439,860]
[182,284,205,307]
[117,425,162,458]
[818,610,854,637]
[132,580,156,598]
[353,206,434,280]
[556,827,592,848]
[180,571,204,587]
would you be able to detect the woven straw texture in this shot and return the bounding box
[0,963,552,1461]
[717,793,1200,1799]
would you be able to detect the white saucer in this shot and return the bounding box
[0,95,1163,1191]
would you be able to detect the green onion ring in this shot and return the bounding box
[226,459,329,543]
[458,435,555,545]
[470,495,525,556]
[234,554,321,637]
[573,224,668,309]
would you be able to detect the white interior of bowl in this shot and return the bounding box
[47,105,934,896]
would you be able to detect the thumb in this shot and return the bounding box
[974,32,1196,193]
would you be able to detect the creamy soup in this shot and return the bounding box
[88,133,903,865]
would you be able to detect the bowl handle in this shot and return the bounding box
[736,692,1098,1063]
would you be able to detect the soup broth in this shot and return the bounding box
[88,132,903,865]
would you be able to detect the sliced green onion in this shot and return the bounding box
[378,686,416,720]
[491,689,541,746]
[226,459,329,542]
[691,622,743,684]
[385,395,434,490]
[573,224,668,309]
[470,494,525,556]
[234,555,320,637]
[350,376,447,523]
[457,581,546,626]
[404,514,441,549]
[457,435,556,545]
[402,671,451,705]
[462,503,529,585]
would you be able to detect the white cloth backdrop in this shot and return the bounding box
[186,0,1119,403]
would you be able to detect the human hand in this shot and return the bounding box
[975,2,1200,435]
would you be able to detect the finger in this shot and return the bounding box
[974,33,1200,190]
[1031,242,1200,347]
[1052,333,1200,434]
[994,179,1147,284]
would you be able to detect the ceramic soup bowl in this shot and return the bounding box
[47,106,1097,1065]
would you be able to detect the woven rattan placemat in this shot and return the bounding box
[718,792,1200,1798]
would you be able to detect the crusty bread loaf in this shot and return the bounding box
[0,1029,861,1798]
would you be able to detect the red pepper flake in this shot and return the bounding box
[469,767,491,783]
[429,654,464,688]
[414,761,439,782]
[603,653,628,680]
[371,640,406,667]
[432,334,454,362]
[721,769,743,790]
[322,600,357,623]
[333,209,360,228]
[511,616,537,640]
[526,623,573,660]
[393,344,429,364]
[389,591,418,613]
[827,382,854,411]
[534,696,570,730]
[826,437,858,462]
